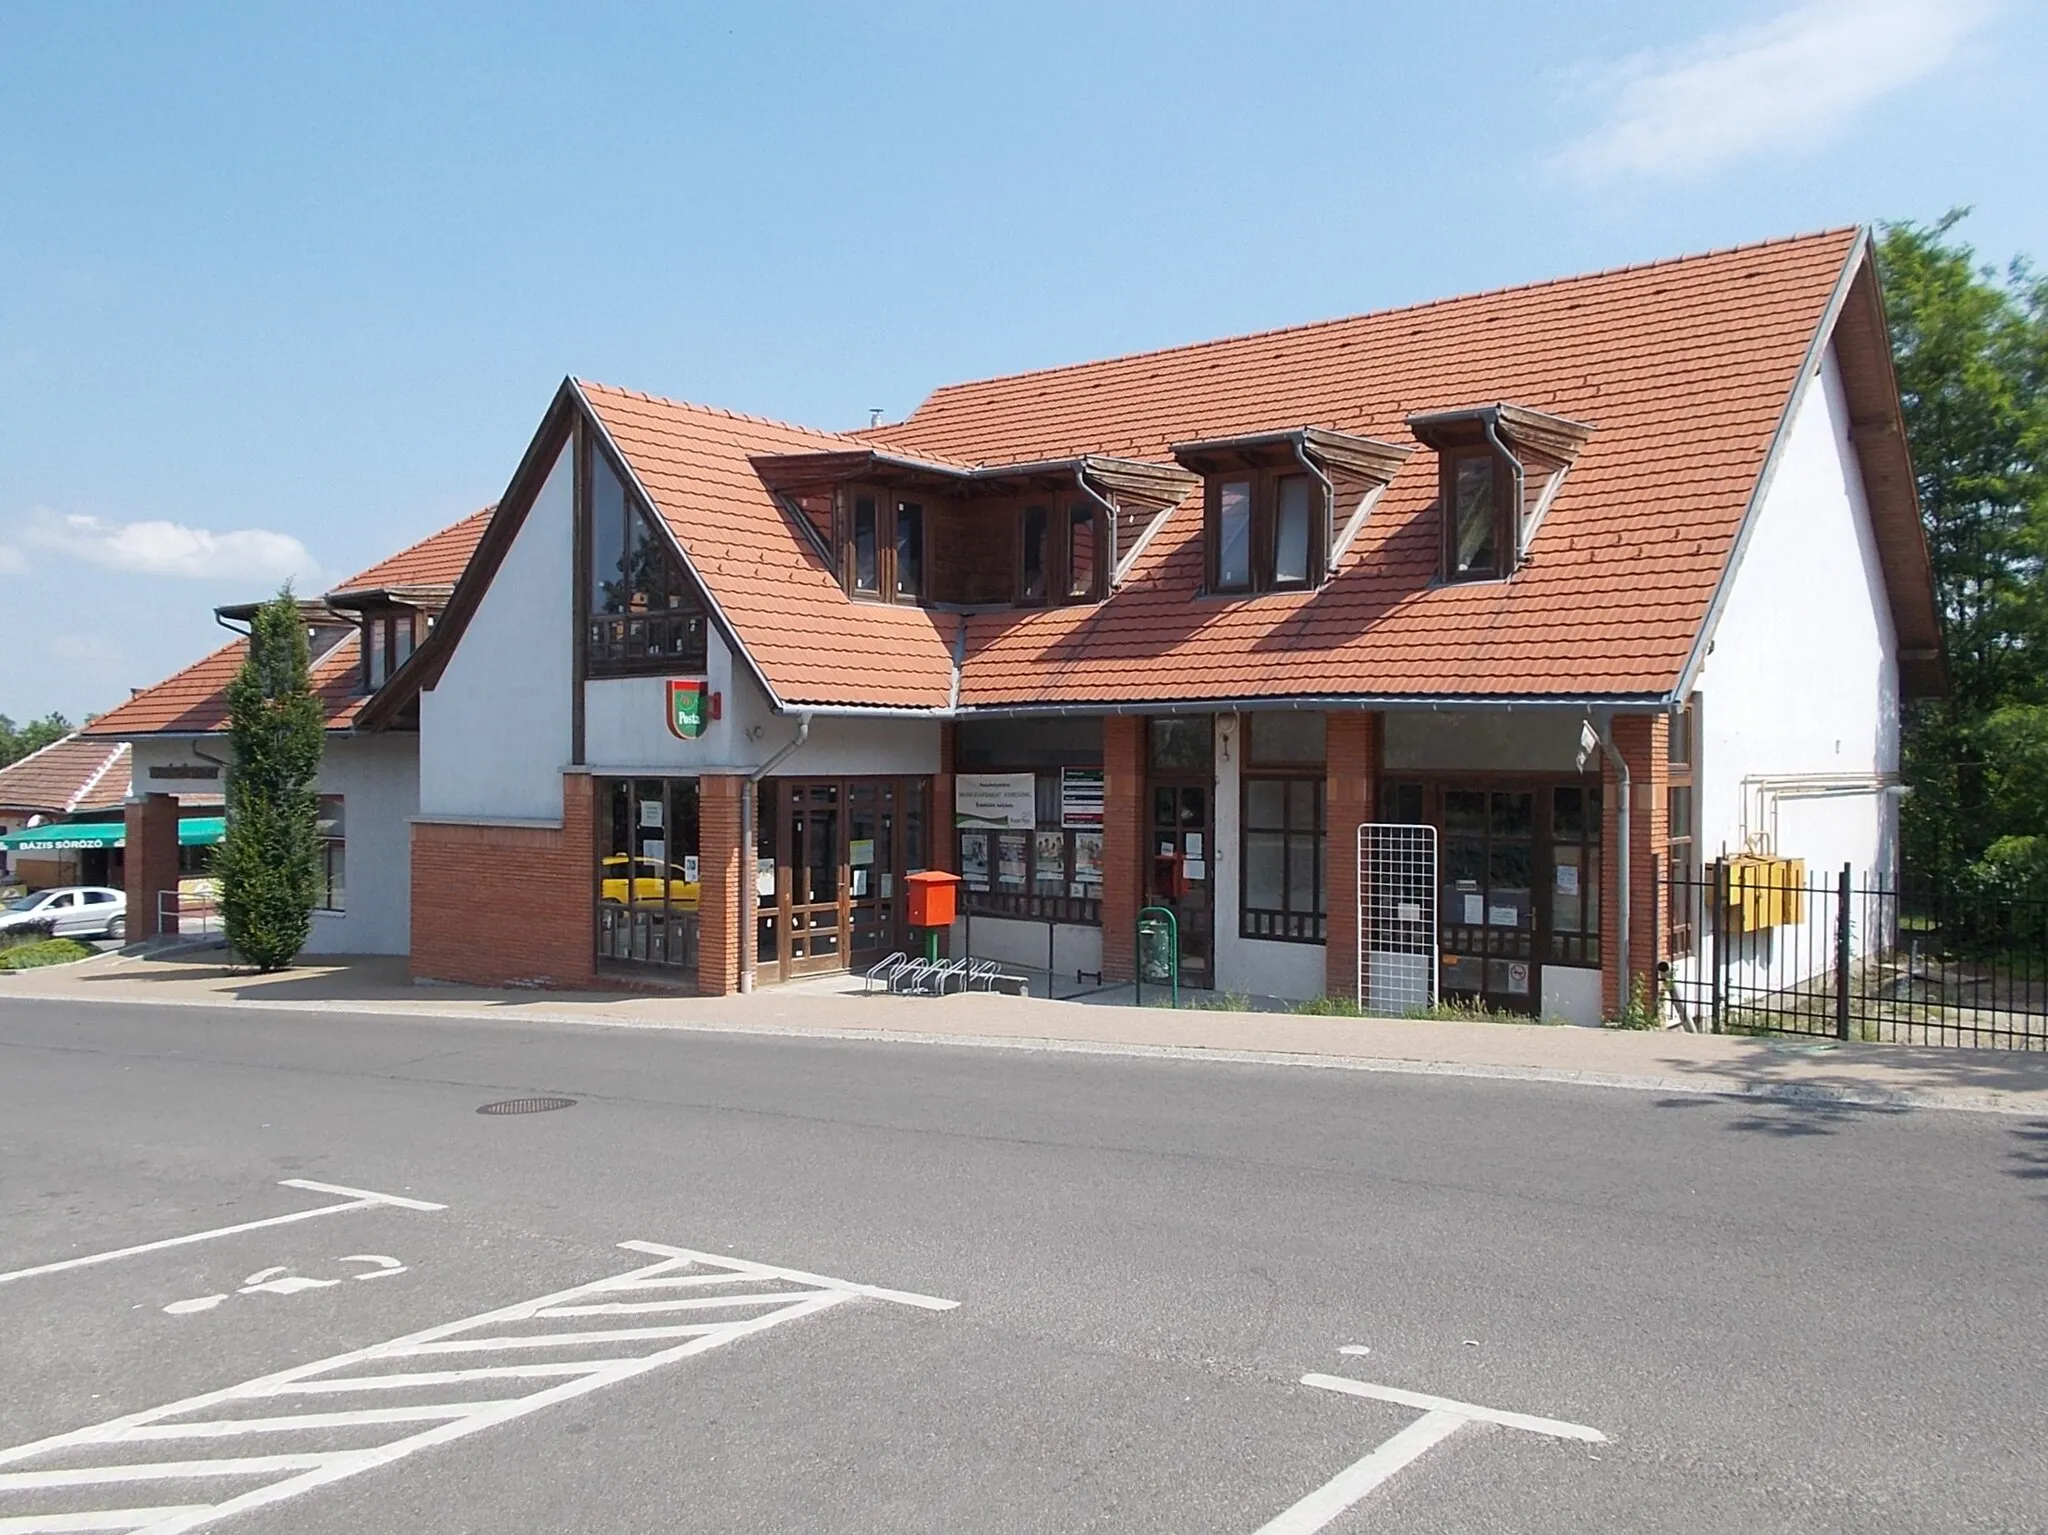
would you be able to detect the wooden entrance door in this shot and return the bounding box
[1144,716,1216,988]
[763,777,927,982]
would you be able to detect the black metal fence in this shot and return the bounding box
[1661,861,2048,1050]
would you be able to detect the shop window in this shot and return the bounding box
[1548,784,1602,968]
[596,778,702,974]
[316,796,345,912]
[1148,715,1214,772]
[1247,712,1326,767]
[1242,775,1326,942]
[585,444,710,676]
[1203,471,1327,594]
[956,764,1105,926]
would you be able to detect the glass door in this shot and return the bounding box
[1438,788,1537,1012]
[784,781,847,976]
[1145,716,1215,988]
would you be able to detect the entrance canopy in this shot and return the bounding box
[0,816,226,852]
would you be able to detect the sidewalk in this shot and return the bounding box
[6,946,2047,1116]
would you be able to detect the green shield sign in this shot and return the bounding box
[666,679,708,740]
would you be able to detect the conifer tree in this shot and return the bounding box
[218,589,323,970]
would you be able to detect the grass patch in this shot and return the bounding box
[0,938,94,971]
[1293,994,1364,1017]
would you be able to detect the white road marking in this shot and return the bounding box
[1300,1374,1607,1442]
[236,1268,337,1297]
[274,1181,444,1212]
[616,1240,960,1311]
[159,1297,225,1317]
[1253,1410,1467,1535]
[335,1255,405,1279]
[0,1182,441,1288]
[535,1291,809,1317]
[1250,1374,1608,1534]
[0,1509,210,1533]
[0,1242,952,1534]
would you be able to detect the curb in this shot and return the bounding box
[1,985,2039,1117]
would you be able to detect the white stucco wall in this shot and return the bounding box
[126,731,418,954]
[1212,713,1328,1002]
[419,440,575,822]
[1692,342,1901,987]
[305,733,418,955]
[585,662,941,778]
[1695,343,1900,885]
[953,914,1103,987]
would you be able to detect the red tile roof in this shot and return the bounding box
[578,384,956,709]
[83,509,495,739]
[859,228,1864,705]
[0,735,129,815]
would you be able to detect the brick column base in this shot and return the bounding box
[1100,715,1144,982]
[697,775,744,997]
[1599,715,1667,1020]
[124,793,181,940]
[1325,712,1381,1000]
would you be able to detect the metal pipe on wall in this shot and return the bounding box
[737,713,811,995]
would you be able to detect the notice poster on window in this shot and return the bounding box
[1060,767,1104,829]
[1489,905,1519,928]
[756,857,775,899]
[1034,830,1067,884]
[683,856,699,883]
[642,839,666,863]
[849,839,875,867]
[996,832,1028,889]
[1073,832,1104,886]
[1462,892,1485,925]
[1555,864,1579,895]
[961,832,991,890]
[639,800,663,829]
[956,773,1036,829]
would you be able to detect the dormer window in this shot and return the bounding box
[1018,497,1100,606]
[1407,403,1595,586]
[1173,428,1408,597]
[845,488,923,603]
[359,608,423,694]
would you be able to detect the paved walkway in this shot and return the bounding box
[5,946,2047,1116]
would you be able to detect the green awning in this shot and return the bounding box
[0,816,228,852]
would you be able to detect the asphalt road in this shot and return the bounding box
[0,996,2043,1534]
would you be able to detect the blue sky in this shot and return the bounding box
[3,0,2042,722]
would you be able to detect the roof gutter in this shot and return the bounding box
[1071,464,1121,584]
[1288,432,1337,565]
[945,693,1666,720]
[738,712,812,994]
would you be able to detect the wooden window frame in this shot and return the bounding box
[359,609,421,694]
[1439,445,1516,585]
[1013,497,1104,608]
[1239,771,1327,943]
[1202,469,1328,595]
[1666,698,1698,956]
[840,484,926,605]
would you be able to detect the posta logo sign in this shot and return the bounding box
[666,679,709,740]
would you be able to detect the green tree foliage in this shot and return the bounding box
[1878,213,2048,894]
[217,590,323,970]
[0,713,74,767]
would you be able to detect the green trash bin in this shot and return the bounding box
[1135,905,1179,1007]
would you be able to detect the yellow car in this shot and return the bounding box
[600,855,700,911]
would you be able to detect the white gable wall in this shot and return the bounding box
[419,441,575,822]
[1693,342,1901,890]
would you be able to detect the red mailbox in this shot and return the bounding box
[904,869,962,929]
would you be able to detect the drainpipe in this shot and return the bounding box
[1289,435,1335,574]
[1480,410,1527,565]
[737,713,811,994]
[1587,713,1630,1019]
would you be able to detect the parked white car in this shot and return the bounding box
[0,886,126,941]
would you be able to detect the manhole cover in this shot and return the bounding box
[476,1096,577,1116]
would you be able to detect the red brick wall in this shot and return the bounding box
[124,793,181,939]
[697,775,744,996]
[411,772,597,989]
[1100,715,1144,982]
[1599,714,1667,1020]
[1324,712,1381,999]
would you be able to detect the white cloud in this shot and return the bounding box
[16,510,325,585]
[0,545,26,576]
[1550,0,1995,184]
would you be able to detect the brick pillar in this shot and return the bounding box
[932,723,958,874]
[1324,712,1381,1000]
[124,793,180,940]
[697,774,745,996]
[1100,715,1144,982]
[1599,715,1667,1020]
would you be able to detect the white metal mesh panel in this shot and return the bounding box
[1357,823,1438,1015]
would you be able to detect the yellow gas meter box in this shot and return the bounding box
[1723,855,1805,932]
